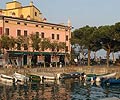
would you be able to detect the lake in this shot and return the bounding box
[0,79,120,100]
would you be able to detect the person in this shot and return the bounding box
[81,72,86,81]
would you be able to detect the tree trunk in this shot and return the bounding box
[106,50,110,67]
[88,49,91,67]
[112,52,115,64]
[94,52,97,61]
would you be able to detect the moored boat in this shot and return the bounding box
[103,78,120,85]
[98,72,116,79]
[86,72,116,82]
[28,74,41,82]
[0,74,14,83]
[43,75,56,80]
[13,72,29,82]
[59,72,81,79]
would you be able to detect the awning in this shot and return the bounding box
[7,51,65,56]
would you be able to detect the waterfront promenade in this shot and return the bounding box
[0,65,120,78]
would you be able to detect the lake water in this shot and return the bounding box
[0,79,120,100]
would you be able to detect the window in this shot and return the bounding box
[52,27,54,29]
[36,32,39,37]
[5,28,9,35]
[57,48,59,52]
[57,28,59,30]
[24,44,28,50]
[57,34,59,40]
[41,26,44,28]
[24,23,27,25]
[52,48,55,51]
[52,34,54,39]
[35,12,37,16]
[20,14,24,18]
[41,32,44,38]
[17,30,21,36]
[36,25,38,27]
[42,48,44,51]
[17,43,21,50]
[66,35,68,41]
[17,22,20,24]
[5,21,8,23]
[24,30,27,37]
[66,46,68,52]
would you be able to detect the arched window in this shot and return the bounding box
[20,14,24,18]
[12,12,16,17]
[27,15,30,20]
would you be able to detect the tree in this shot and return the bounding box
[97,25,116,67]
[16,35,25,50]
[72,25,97,66]
[30,33,41,52]
[8,36,16,50]
[30,33,41,66]
[0,35,10,53]
[40,38,50,51]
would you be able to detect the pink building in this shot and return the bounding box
[0,0,71,67]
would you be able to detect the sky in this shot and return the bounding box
[0,0,120,58]
[1,0,120,29]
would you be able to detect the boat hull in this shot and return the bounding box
[0,74,13,83]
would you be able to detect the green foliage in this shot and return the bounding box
[30,33,41,51]
[72,23,120,67]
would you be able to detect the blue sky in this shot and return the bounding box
[1,0,120,29]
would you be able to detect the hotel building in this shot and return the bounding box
[0,0,71,67]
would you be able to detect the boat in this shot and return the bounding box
[98,72,116,79]
[86,72,116,82]
[59,72,81,79]
[86,74,96,81]
[0,74,14,83]
[100,97,120,100]
[43,75,56,80]
[103,78,120,85]
[28,74,41,82]
[13,72,29,82]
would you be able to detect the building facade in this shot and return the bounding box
[0,0,71,67]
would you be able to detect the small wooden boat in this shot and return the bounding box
[104,78,120,85]
[13,72,29,82]
[43,75,56,80]
[59,73,72,79]
[0,74,14,83]
[59,72,81,79]
[98,72,116,79]
[100,97,120,100]
[86,72,116,82]
[28,74,41,82]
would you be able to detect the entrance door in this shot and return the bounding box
[45,55,51,67]
[31,55,37,66]
[23,55,27,65]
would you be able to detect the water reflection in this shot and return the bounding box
[0,79,120,100]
